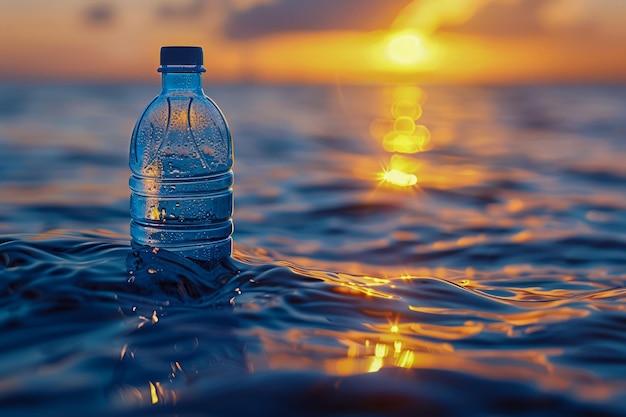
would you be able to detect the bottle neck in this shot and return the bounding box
[160,71,203,93]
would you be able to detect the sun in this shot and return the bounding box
[385,33,428,65]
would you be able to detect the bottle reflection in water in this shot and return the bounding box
[129,46,233,264]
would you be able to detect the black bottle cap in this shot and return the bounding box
[160,46,203,66]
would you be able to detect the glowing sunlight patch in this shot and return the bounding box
[386,33,427,65]
[382,169,418,187]
[149,381,158,404]
[396,350,415,369]
[375,155,421,188]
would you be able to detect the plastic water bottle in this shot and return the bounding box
[129,46,233,264]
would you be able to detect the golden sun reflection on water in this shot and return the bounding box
[381,169,418,187]
[368,85,432,188]
[149,381,158,405]
[241,301,616,400]
[115,262,625,407]
[238,264,614,399]
[243,316,609,399]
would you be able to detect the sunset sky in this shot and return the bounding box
[1,0,625,83]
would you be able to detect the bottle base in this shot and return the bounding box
[130,219,232,262]
[130,236,232,263]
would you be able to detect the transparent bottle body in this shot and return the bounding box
[129,71,233,261]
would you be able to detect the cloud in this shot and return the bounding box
[431,0,626,39]
[436,0,549,37]
[540,0,626,36]
[223,0,412,39]
[83,3,116,26]
[157,0,206,19]
[389,0,494,35]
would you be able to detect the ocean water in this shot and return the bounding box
[0,83,625,416]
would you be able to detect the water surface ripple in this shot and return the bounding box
[0,85,625,416]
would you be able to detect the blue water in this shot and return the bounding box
[1,83,625,416]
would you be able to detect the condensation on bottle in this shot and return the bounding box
[129,46,233,263]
